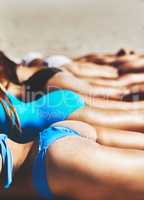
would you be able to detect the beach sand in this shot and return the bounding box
[0,0,144,60]
[0,0,144,199]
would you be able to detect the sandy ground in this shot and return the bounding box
[0,0,144,60]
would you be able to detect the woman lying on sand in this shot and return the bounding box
[1,53,144,133]
[75,48,144,74]
[0,51,129,100]
[22,52,144,99]
[82,72,144,88]
[23,52,118,79]
[1,67,144,145]
[17,52,144,103]
[1,86,144,200]
[2,51,144,102]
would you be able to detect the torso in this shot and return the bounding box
[0,139,39,199]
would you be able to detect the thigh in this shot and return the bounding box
[46,135,144,200]
[53,120,144,150]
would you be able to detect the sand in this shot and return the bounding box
[0,1,144,199]
[0,0,144,60]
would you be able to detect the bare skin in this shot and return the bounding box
[53,120,144,150]
[0,138,36,199]
[74,53,118,65]
[69,106,144,132]
[46,121,144,200]
[74,50,136,67]
[4,71,144,134]
[47,71,129,100]
[18,65,126,99]
[0,54,128,100]
[63,61,118,79]
[112,55,144,69]
[5,74,144,114]
[26,57,118,78]
[81,95,144,110]
[7,68,144,113]
[47,136,144,200]
[2,52,144,101]
[5,77,144,112]
[16,65,43,83]
[75,52,144,75]
[3,120,144,200]
[2,67,129,100]
[81,73,144,88]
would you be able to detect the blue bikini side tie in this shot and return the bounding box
[0,134,13,189]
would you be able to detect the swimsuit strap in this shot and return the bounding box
[0,134,13,189]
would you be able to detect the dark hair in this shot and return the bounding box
[27,58,48,68]
[0,51,19,84]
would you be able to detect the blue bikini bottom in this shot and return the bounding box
[32,126,80,199]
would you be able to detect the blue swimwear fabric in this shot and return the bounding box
[0,89,85,142]
[0,134,13,189]
[32,126,80,200]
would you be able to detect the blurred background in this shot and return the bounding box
[0,0,144,59]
